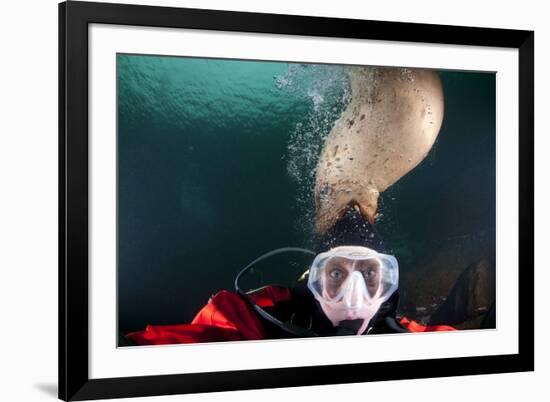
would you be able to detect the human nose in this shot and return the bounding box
[343,271,365,309]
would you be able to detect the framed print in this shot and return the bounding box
[59,1,534,400]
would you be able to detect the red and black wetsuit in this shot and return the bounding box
[126,284,455,345]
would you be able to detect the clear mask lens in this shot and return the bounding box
[308,246,399,329]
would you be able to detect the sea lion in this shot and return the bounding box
[314,66,444,233]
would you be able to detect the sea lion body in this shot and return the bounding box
[315,66,444,233]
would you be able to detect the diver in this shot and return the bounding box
[124,207,454,346]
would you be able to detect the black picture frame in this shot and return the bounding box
[59,1,534,400]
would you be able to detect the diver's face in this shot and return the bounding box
[323,257,381,298]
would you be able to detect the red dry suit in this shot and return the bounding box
[127,285,455,345]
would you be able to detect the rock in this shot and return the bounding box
[396,215,495,318]
[399,241,483,317]
[428,257,495,327]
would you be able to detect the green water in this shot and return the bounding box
[117,54,495,333]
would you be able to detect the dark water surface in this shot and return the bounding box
[117,55,495,333]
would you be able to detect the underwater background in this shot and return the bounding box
[117,54,496,336]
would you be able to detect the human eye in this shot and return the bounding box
[359,265,378,280]
[328,268,345,280]
[358,269,369,278]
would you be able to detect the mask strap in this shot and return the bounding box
[234,247,318,338]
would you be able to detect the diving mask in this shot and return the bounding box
[307,246,399,334]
